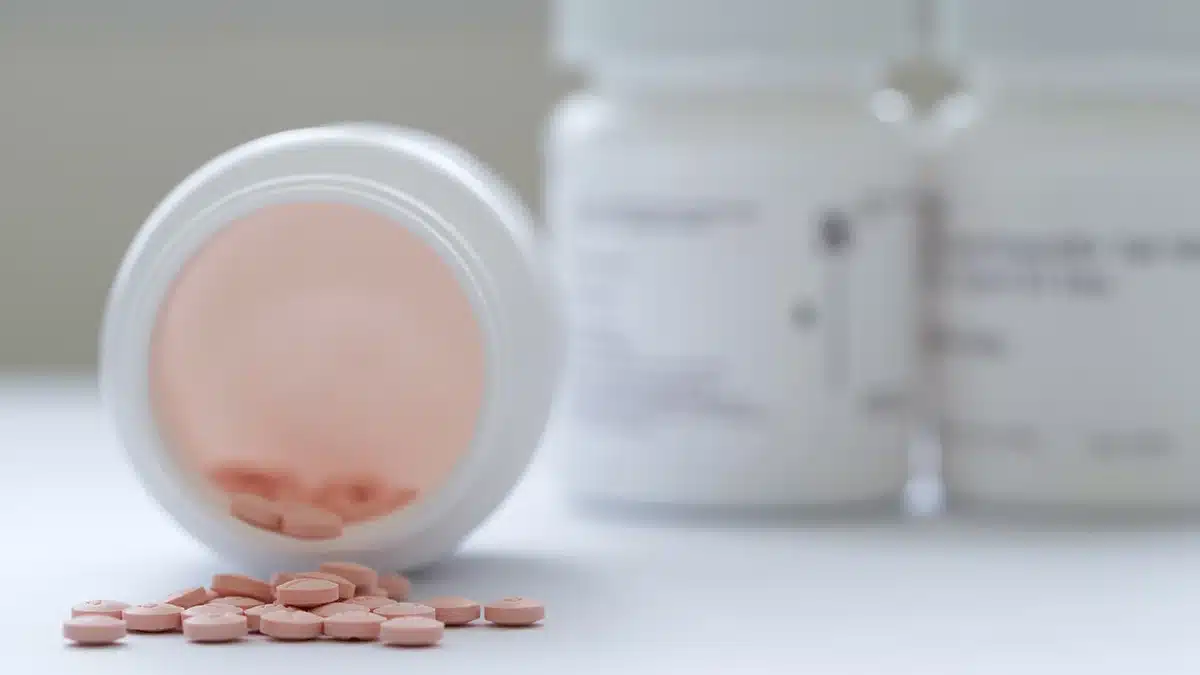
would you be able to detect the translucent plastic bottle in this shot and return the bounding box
[544,0,922,508]
[933,0,1200,512]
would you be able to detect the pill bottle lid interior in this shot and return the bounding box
[102,125,561,570]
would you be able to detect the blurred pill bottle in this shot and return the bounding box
[932,0,1200,513]
[543,0,924,509]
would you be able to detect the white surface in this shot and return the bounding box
[6,378,1200,673]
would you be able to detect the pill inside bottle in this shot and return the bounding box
[149,202,487,533]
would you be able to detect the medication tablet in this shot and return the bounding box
[318,562,378,593]
[211,573,275,602]
[208,596,264,611]
[360,586,390,599]
[230,492,282,531]
[278,503,343,540]
[424,596,480,626]
[183,604,244,619]
[63,616,126,645]
[123,603,183,632]
[312,477,396,524]
[71,600,130,619]
[183,613,248,643]
[323,610,386,641]
[376,573,411,601]
[379,616,443,647]
[163,587,209,609]
[275,578,339,608]
[484,597,544,627]
[311,602,361,618]
[292,571,354,600]
[348,595,393,610]
[259,610,323,641]
[373,602,436,620]
[244,603,287,632]
[204,589,219,603]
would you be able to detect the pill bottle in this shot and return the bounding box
[101,124,563,569]
[932,0,1200,513]
[544,0,923,508]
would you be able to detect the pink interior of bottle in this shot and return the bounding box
[149,202,486,528]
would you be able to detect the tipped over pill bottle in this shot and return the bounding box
[101,124,563,569]
[544,0,922,507]
[932,0,1200,512]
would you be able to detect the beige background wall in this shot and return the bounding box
[0,0,564,371]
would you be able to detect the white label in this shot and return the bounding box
[548,138,917,493]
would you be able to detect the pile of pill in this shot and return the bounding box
[63,561,544,647]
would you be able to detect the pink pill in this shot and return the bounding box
[291,571,354,600]
[269,572,297,588]
[244,603,287,632]
[348,595,393,610]
[360,586,390,599]
[230,492,282,531]
[64,615,127,645]
[208,463,304,502]
[183,613,248,643]
[259,610,323,641]
[318,562,378,593]
[209,596,264,611]
[311,476,396,524]
[376,573,411,601]
[183,603,244,619]
[163,587,209,609]
[278,503,343,540]
[323,610,386,641]
[71,600,130,619]
[311,602,362,618]
[379,616,444,647]
[424,596,481,626]
[484,597,544,627]
[211,573,275,603]
[204,589,219,603]
[123,603,183,632]
[373,602,436,620]
[275,578,340,608]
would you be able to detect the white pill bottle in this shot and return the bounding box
[544,0,923,508]
[933,0,1200,512]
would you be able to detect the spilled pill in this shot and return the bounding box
[72,600,130,619]
[424,596,481,626]
[208,596,264,611]
[63,616,127,645]
[379,616,444,647]
[484,597,544,627]
[311,602,362,618]
[164,587,209,609]
[376,573,411,601]
[275,578,339,608]
[211,573,275,602]
[323,611,386,641]
[182,604,244,619]
[183,613,248,643]
[348,595,393,610]
[291,571,354,600]
[260,610,323,641]
[318,562,378,593]
[244,603,287,632]
[373,602,436,620]
[123,603,183,633]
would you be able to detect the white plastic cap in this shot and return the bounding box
[553,0,919,88]
[939,0,1200,93]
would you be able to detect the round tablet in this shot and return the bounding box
[208,596,264,611]
[164,587,209,609]
[275,578,339,607]
[376,573,411,601]
[204,589,220,603]
[348,595,393,610]
[424,596,480,626]
[318,561,378,592]
[484,597,544,627]
[379,616,443,647]
[71,600,130,619]
[323,610,386,641]
[259,610,323,641]
[63,616,127,645]
[244,603,287,632]
[359,586,390,599]
[183,603,244,619]
[373,602,436,620]
[123,603,183,632]
[269,572,296,588]
[311,602,361,618]
[183,613,248,643]
[211,573,275,602]
[278,503,343,540]
[230,492,282,531]
[292,571,354,599]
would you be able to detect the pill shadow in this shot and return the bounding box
[65,643,130,651]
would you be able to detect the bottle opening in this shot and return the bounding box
[148,201,487,539]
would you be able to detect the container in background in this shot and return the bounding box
[544,0,923,508]
[933,0,1200,512]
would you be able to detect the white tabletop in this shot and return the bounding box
[5,377,1200,674]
